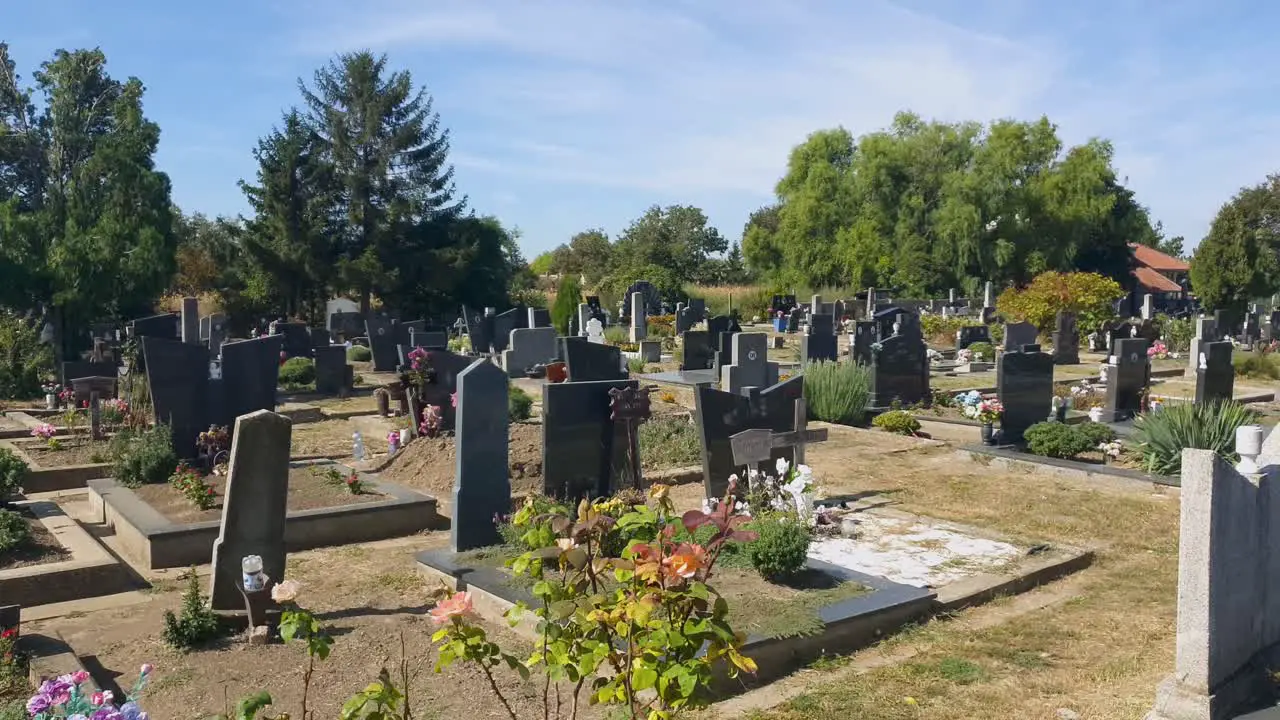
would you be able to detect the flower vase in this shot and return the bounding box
[45,394,56,410]
[981,423,995,445]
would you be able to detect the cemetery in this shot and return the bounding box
[6,27,1280,719]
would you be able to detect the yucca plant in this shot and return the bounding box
[802,360,871,425]
[1132,400,1259,476]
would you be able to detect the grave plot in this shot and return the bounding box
[0,500,133,607]
[3,435,113,492]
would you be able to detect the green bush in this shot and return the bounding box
[1024,422,1092,458]
[920,315,969,346]
[872,410,920,435]
[0,311,53,400]
[626,357,647,374]
[509,386,533,421]
[967,341,996,360]
[162,569,226,650]
[1132,400,1259,476]
[0,509,31,555]
[803,361,870,425]
[448,335,471,353]
[278,357,316,386]
[346,345,372,362]
[638,416,701,468]
[1076,421,1117,446]
[109,424,178,488]
[989,323,1005,346]
[1157,314,1194,353]
[1234,352,1280,381]
[747,515,812,580]
[551,276,582,335]
[0,447,28,500]
[604,326,628,346]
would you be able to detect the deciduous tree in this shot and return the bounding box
[1190,176,1280,313]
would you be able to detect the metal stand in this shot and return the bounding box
[238,579,280,645]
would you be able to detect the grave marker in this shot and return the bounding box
[365,318,397,370]
[502,327,559,377]
[609,385,652,490]
[1104,338,1150,422]
[1051,311,1079,365]
[694,374,804,498]
[869,333,930,409]
[720,332,778,396]
[996,345,1054,444]
[313,345,350,395]
[564,340,626,382]
[452,360,511,552]
[542,379,638,499]
[680,330,715,371]
[1188,317,1217,376]
[630,292,647,343]
[728,399,828,468]
[1003,322,1038,352]
[1194,341,1234,406]
[181,297,200,344]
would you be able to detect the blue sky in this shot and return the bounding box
[9,0,1280,258]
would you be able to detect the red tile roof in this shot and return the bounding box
[1129,243,1189,271]
[1134,266,1184,293]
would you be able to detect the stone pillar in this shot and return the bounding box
[630,292,647,343]
[866,288,876,316]
[577,304,591,337]
[1141,293,1155,321]
[181,297,200,344]
[983,281,994,309]
[810,294,823,315]
[948,288,957,303]
[89,390,102,441]
[527,307,538,328]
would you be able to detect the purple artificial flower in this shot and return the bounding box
[26,693,52,715]
[69,715,89,720]
[91,707,123,720]
[119,701,148,720]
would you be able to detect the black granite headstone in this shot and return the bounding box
[851,321,876,365]
[800,334,837,364]
[542,378,638,499]
[275,322,312,359]
[1104,338,1150,421]
[529,308,552,328]
[564,341,625,382]
[130,313,179,340]
[1195,341,1234,406]
[314,345,349,395]
[1052,311,1079,365]
[143,337,210,459]
[869,334,929,409]
[309,327,331,349]
[680,331,715,371]
[452,359,511,551]
[694,375,804,498]
[996,345,1054,444]
[365,318,398,370]
[956,325,992,349]
[219,336,284,432]
[416,349,475,430]
[489,308,527,354]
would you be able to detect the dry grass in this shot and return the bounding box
[291,419,391,457]
[727,441,1179,720]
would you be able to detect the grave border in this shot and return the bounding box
[5,437,113,493]
[0,500,133,607]
[86,461,445,570]
[960,444,1180,487]
[416,549,936,690]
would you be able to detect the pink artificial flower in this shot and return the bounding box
[70,670,89,685]
[450,392,457,408]
[429,592,474,626]
[91,692,104,706]
[140,663,154,676]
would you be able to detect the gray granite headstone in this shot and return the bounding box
[199,315,211,342]
[314,345,349,395]
[1188,316,1216,375]
[996,345,1054,444]
[502,327,559,377]
[639,340,661,363]
[409,327,448,350]
[1003,322,1038,352]
[209,410,291,610]
[1195,341,1234,406]
[630,292,648,343]
[869,333,929,409]
[542,379,638,499]
[452,360,511,552]
[720,332,774,395]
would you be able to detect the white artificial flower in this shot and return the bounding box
[271,579,301,604]
[727,473,740,488]
[775,457,791,478]
[747,468,761,491]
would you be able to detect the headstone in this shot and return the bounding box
[983,281,994,309]
[609,386,653,490]
[501,327,559,377]
[996,345,1054,444]
[328,310,364,338]
[451,360,511,552]
[462,306,493,355]
[577,304,592,336]
[366,318,397,370]
[409,327,448,350]
[866,288,876,317]
[218,336,284,433]
[205,314,228,353]
[1051,311,1079,365]
[1214,309,1235,341]
[1104,338,1150,422]
[414,350,474,430]
[490,308,527,353]
[275,322,312,359]
[680,331,715,371]
[729,398,828,469]
[309,328,331,349]
[810,294,823,315]
[630,292,647,343]
[130,313,179,340]
[1003,322,1038,352]
[528,307,552,328]
[1194,341,1234,406]
[181,297,200,344]
[1189,317,1216,375]
[209,410,291,610]
[850,321,876,365]
[720,333,777,396]
[620,281,662,319]
[542,379,638,499]
[142,337,210,459]
[786,307,802,334]
[639,340,661,363]
[869,334,929,409]
[313,346,350,395]
[564,340,626,382]
[694,375,804,498]
[956,325,992,350]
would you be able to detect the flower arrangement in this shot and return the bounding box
[196,425,230,459]
[927,348,943,363]
[965,398,1004,425]
[41,382,59,396]
[728,457,818,523]
[955,348,973,363]
[24,664,151,720]
[419,404,443,437]
[1099,440,1123,460]
[32,423,59,450]
[953,390,983,414]
[169,463,216,510]
[1147,340,1168,360]
[57,387,75,407]
[1070,380,1104,409]
[101,398,130,430]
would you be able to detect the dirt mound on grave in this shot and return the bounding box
[379,422,544,497]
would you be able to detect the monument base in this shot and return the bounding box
[1146,668,1277,720]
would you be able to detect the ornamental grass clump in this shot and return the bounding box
[802,360,870,425]
[1132,400,1258,476]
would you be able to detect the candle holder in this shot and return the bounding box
[1235,424,1264,475]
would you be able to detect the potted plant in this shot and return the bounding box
[41,383,59,410]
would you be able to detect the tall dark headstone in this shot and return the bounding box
[219,336,283,431]
[142,337,210,459]
[680,331,715,371]
[996,345,1054,444]
[181,297,200,345]
[275,322,312,359]
[415,350,474,430]
[850,321,876,365]
[130,313,179,340]
[314,345,350,395]
[542,379,638,499]
[489,308,528,354]
[365,318,398,371]
[1104,338,1150,422]
[209,410,291,610]
[1002,322,1038,352]
[694,375,803,499]
[956,325,993,350]
[409,327,449,351]
[452,360,511,551]
[1195,341,1234,406]
[868,334,929,409]
[1051,311,1079,365]
[800,312,838,364]
[564,341,625,382]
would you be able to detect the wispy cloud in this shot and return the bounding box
[284,0,1280,250]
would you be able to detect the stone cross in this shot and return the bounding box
[608,386,652,490]
[210,410,291,610]
[729,398,828,468]
[71,376,116,441]
[452,359,511,552]
[630,292,647,343]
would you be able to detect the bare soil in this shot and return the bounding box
[0,511,69,570]
[17,437,108,467]
[132,466,383,524]
[379,423,544,496]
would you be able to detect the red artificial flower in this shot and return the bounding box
[1,628,15,639]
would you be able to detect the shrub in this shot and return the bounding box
[109,424,178,488]
[1132,400,1259,475]
[604,326,628,346]
[508,386,533,421]
[0,311,53,400]
[448,335,471,353]
[162,569,226,650]
[1234,352,1280,381]
[550,275,582,335]
[873,410,920,435]
[747,515,812,580]
[803,361,870,425]
[989,323,1005,346]
[967,341,996,360]
[0,448,28,500]
[638,416,700,468]
[1157,313,1194,353]
[346,345,372,362]
[1024,422,1092,458]
[626,357,647,374]
[920,315,968,346]
[1076,421,1117,446]
[0,510,31,555]
[278,357,316,386]
[169,463,216,510]
[996,271,1126,332]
